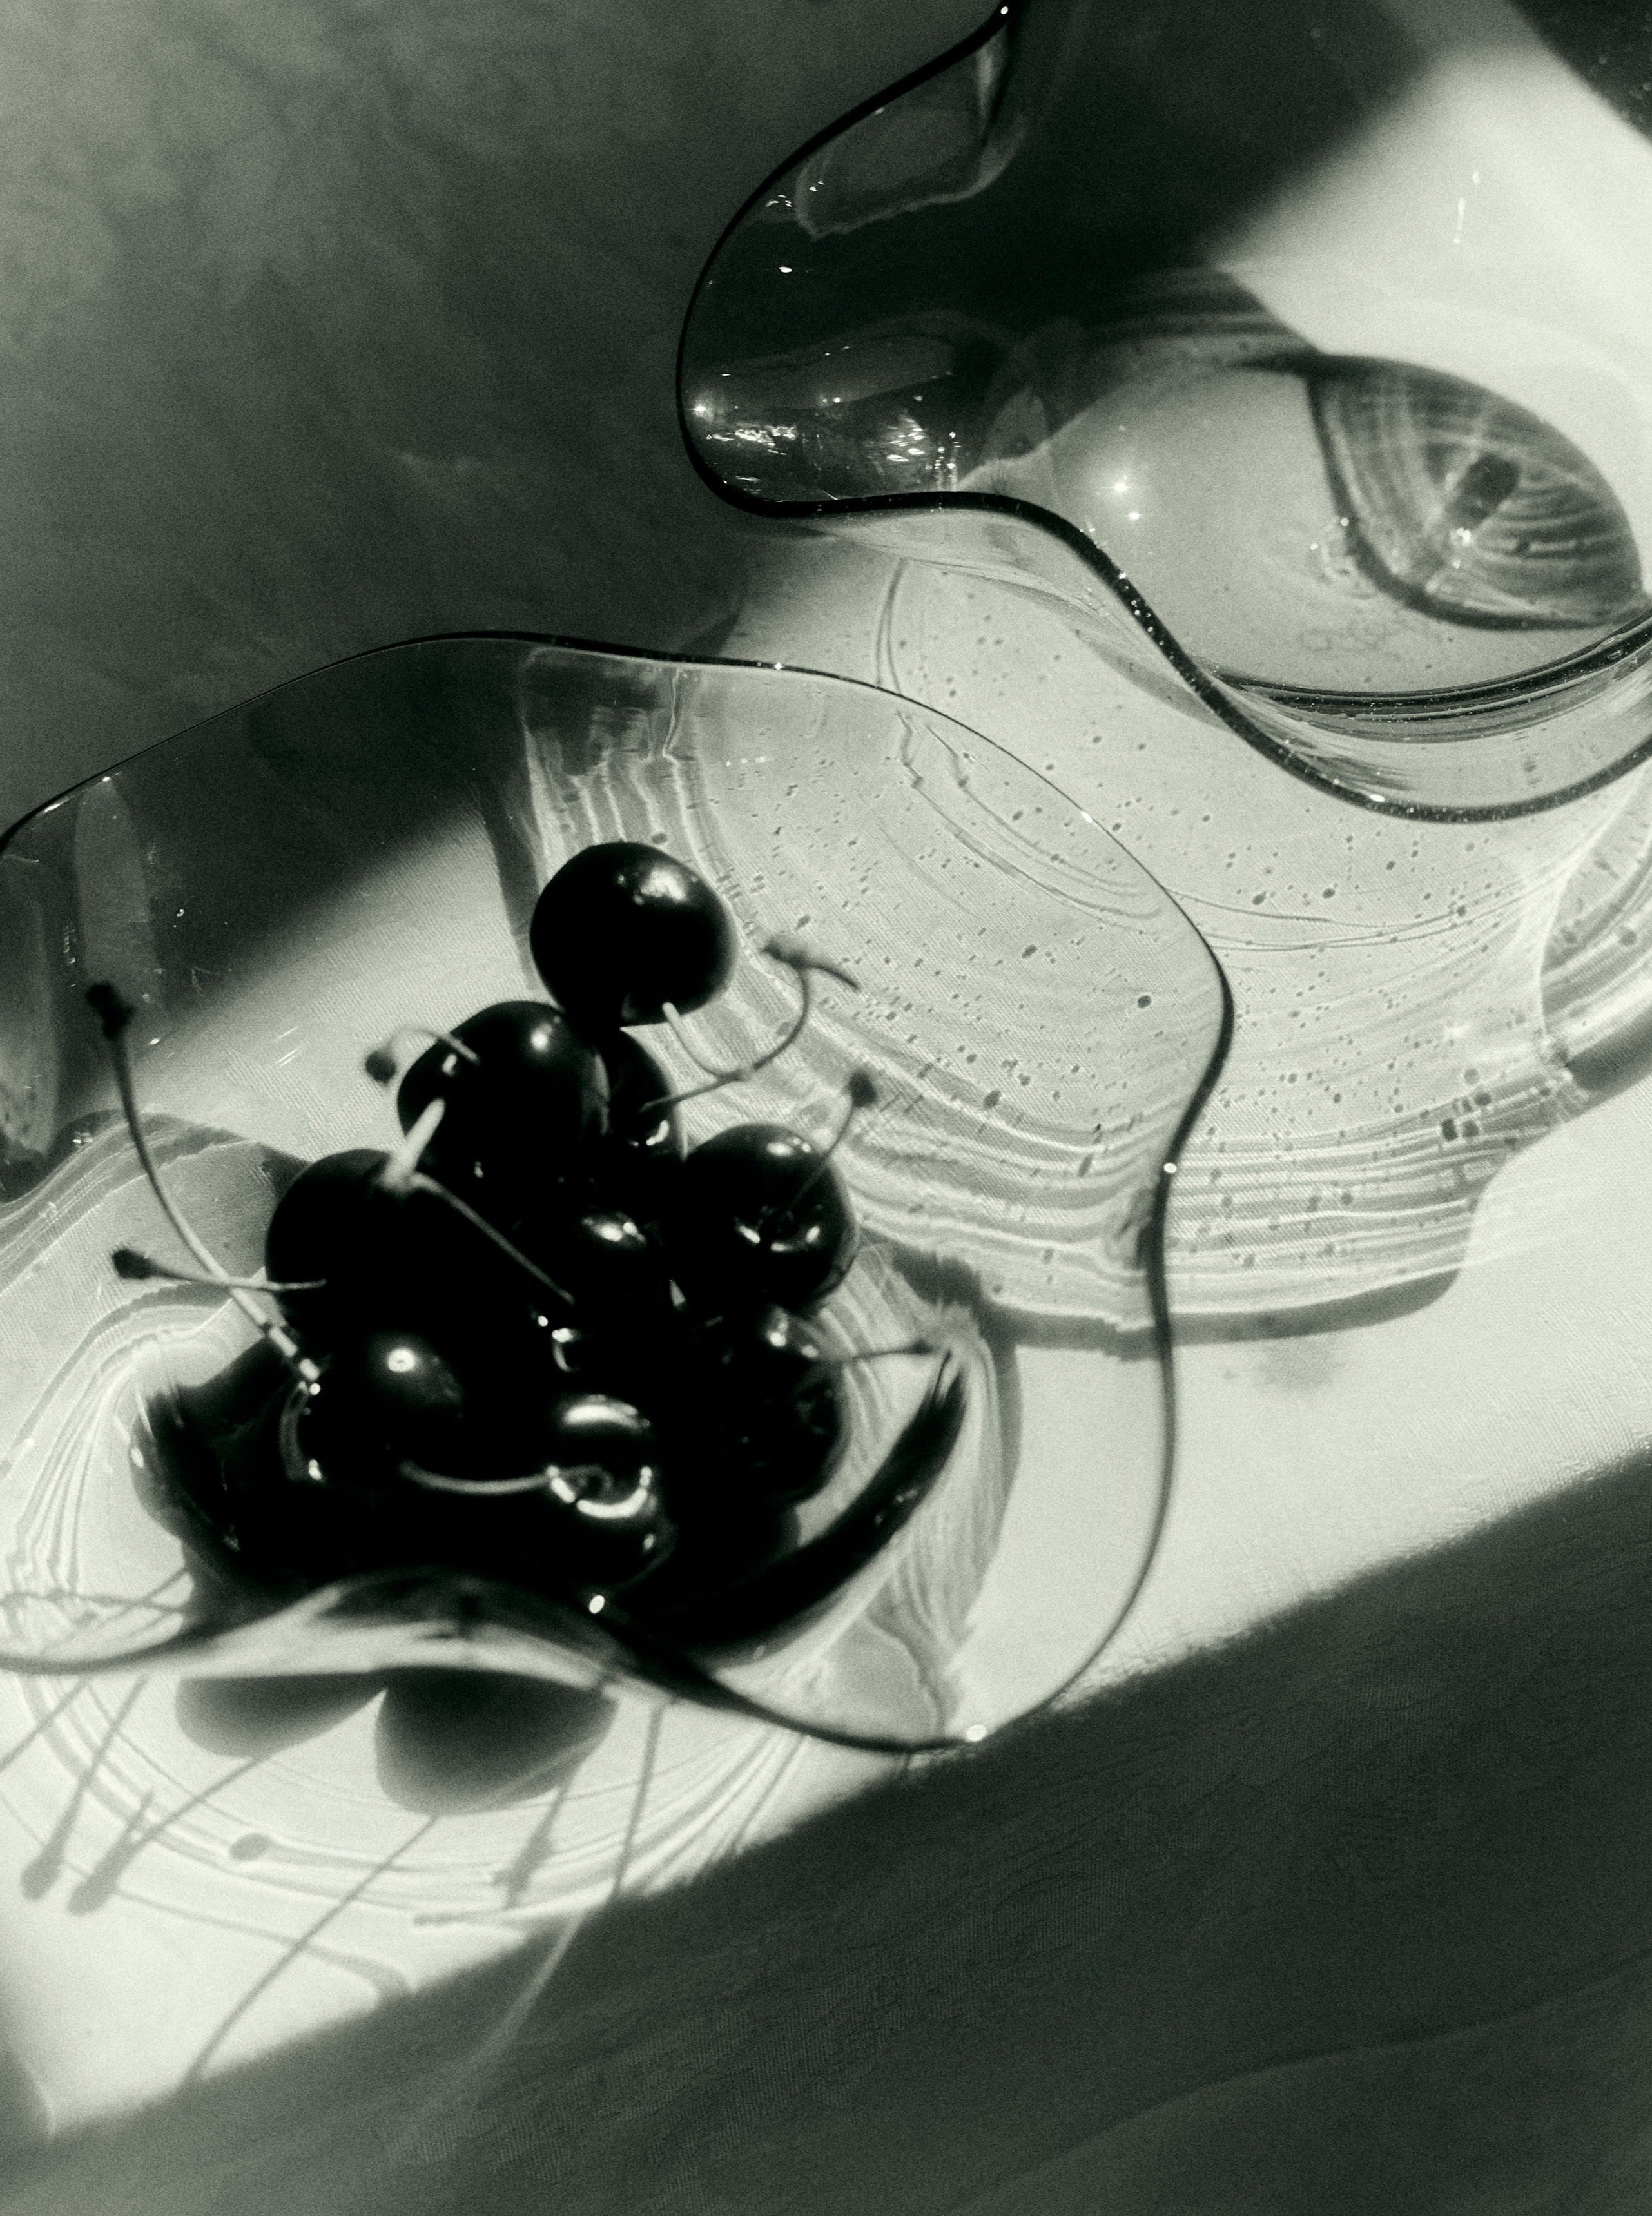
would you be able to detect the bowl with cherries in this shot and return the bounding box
[0,634,1227,1753]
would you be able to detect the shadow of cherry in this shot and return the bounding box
[175,1667,616,1817]
[175,1675,382,1759]
[22,1432,1652,2215]
[373,1673,615,1816]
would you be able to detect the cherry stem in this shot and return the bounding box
[364,1025,480,1086]
[111,1247,324,1294]
[789,1069,878,1206]
[400,1462,606,1499]
[85,984,318,1381]
[379,1098,445,1194]
[371,1089,575,1304]
[819,1339,935,1370]
[405,1173,575,1305]
[650,939,859,1112]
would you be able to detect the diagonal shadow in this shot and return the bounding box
[5,1437,1652,2213]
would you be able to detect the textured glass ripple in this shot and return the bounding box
[0,635,1228,1760]
[708,504,1652,1322]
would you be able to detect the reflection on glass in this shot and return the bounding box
[971,309,1649,696]
[0,636,1227,1754]
[1310,363,1641,632]
[681,0,1652,815]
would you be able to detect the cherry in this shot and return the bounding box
[393,1001,607,1220]
[157,1341,418,1593]
[537,1392,660,1488]
[244,1361,676,1594]
[516,1201,675,1334]
[530,841,735,1031]
[262,1149,566,1364]
[675,1308,844,1506]
[264,1149,411,1338]
[602,1034,682,1158]
[501,1202,685,1408]
[627,1490,799,1622]
[287,1329,481,1488]
[157,1341,302,1581]
[403,1391,677,1593]
[594,1031,685,1217]
[510,1477,674,1595]
[665,1122,856,1315]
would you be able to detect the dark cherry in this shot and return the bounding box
[396,1001,607,1220]
[627,1492,799,1624]
[602,1034,682,1158]
[157,1341,312,1586]
[595,1031,684,1218]
[530,841,735,1031]
[263,1148,565,1362]
[665,1123,856,1315]
[518,1473,674,1594]
[536,1392,660,1484]
[290,1330,480,1487]
[429,1392,677,1593]
[680,1308,846,1506]
[157,1341,420,1592]
[227,1360,673,1595]
[264,1149,413,1337]
[516,1201,675,1330]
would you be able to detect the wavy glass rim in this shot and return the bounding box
[674,1,1652,826]
[0,628,1235,1755]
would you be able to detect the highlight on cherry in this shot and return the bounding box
[91,842,945,1650]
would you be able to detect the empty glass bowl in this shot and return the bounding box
[681,0,1652,818]
[0,634,1227,1752]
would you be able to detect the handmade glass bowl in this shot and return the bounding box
[679,0,1652,1333]
[681,0,1652,818]
[0,633,1227,1754]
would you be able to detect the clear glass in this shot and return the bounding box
[675,1,1652,1683]
[0,634,1227,1753]
[681,0,1652,817]
[679,0,1652,1334]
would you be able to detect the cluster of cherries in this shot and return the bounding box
[104,842,926,1631]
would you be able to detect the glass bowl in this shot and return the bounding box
[678,0,1652,1336]
[0,632,1227,1754]
[680,0,1652,819]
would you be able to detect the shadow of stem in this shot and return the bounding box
[5,1436,1652,2210]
